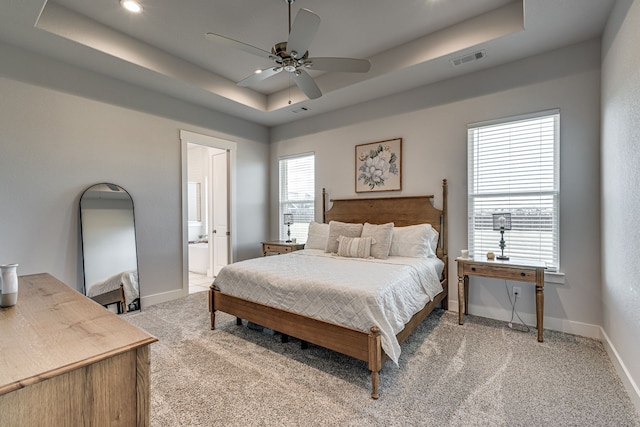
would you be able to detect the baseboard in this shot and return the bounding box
[600,327,640,417]
[140,287,188,308]
[462,302,602,338]
[541,316,602,339]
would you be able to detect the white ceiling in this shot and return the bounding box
[0,0,616,126]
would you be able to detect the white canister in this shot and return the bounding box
[460,249,470,259]
[0,263,19,307]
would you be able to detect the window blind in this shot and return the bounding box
[279,153,315,243]
[467,110,559,271]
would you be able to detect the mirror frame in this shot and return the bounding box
[79,183,140,313]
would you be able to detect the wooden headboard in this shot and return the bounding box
[322,179,448,259]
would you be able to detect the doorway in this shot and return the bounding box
[180,130,235,295]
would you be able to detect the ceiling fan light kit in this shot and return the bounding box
[205,0,370,100]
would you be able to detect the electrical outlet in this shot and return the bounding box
[513,287,521,298]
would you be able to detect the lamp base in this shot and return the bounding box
[496,255,510,260]
[285,240,292,243]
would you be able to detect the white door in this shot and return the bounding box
[210,151,229,276]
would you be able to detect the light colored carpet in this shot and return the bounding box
[125,291,640,426]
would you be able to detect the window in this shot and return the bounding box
[467,110,559,271]
[279,153,315,243]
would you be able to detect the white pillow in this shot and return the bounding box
[389,224,438,258]
[305,221,330,250]
[427,227,440,256]
[325,221,363,253]
[361,222,394,259]
[336,235,374,258]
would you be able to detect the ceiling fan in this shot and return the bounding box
[205,0,371,100]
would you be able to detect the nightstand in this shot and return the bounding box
[261,240,305,256]
[456,256,546,342]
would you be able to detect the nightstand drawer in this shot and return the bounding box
[463,263,537,282]
[263,244,292,253]
[262,241,305,256]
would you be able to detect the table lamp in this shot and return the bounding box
[283,214,294,243]
[492,213,512,260]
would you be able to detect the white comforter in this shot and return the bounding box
[213,249,444,364]
[87,269,139,306]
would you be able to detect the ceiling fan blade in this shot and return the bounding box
[304,57,371,73]
[237,67,283,87]
[293,69,322,99]
[287,8,320,59]
[205,32,274,60]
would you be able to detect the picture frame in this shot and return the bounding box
[355,138,402,193]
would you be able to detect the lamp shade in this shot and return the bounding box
[492,213,512,230]
[283,213,294,225]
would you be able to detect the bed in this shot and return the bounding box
[86,269,140,313]
[209,179,448,398]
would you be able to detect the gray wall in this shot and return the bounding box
[271,39,603,338]
[602,0,640,407]
[0,42,270,304]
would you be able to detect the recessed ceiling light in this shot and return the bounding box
[120,0,142,13]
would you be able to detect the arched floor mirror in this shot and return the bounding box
[80,183,140,313]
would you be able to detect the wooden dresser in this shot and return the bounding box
[0,273,157,426]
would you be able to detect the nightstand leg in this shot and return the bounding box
[535,267,545,342]
[458,275,465,325]
[536,283,544,342]
[464,276,469,315]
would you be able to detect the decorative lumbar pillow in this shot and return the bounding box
[361,222,394,259]
[325,221,364,253]
[389,223,438,258]
[305,221,330,250]
[336,235,374,258]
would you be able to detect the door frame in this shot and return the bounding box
[180,130,236,295]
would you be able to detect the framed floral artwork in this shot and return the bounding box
[355,138,402,193]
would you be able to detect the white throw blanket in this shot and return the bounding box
[213,249,444,364]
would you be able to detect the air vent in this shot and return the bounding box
[291,106,309,114]
[451,50,486,67]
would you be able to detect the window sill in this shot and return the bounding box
[545,271,565,284]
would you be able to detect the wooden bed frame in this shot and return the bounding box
[90,283,127,314]
[209,179,448,399]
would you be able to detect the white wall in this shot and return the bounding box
[271,39,603,337]
[601,0,640,408]
[0,43,270,304]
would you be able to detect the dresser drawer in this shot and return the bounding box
[463,263,537,282]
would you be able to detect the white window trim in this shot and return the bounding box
[467,109,560,272]
[278,152,315,243]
